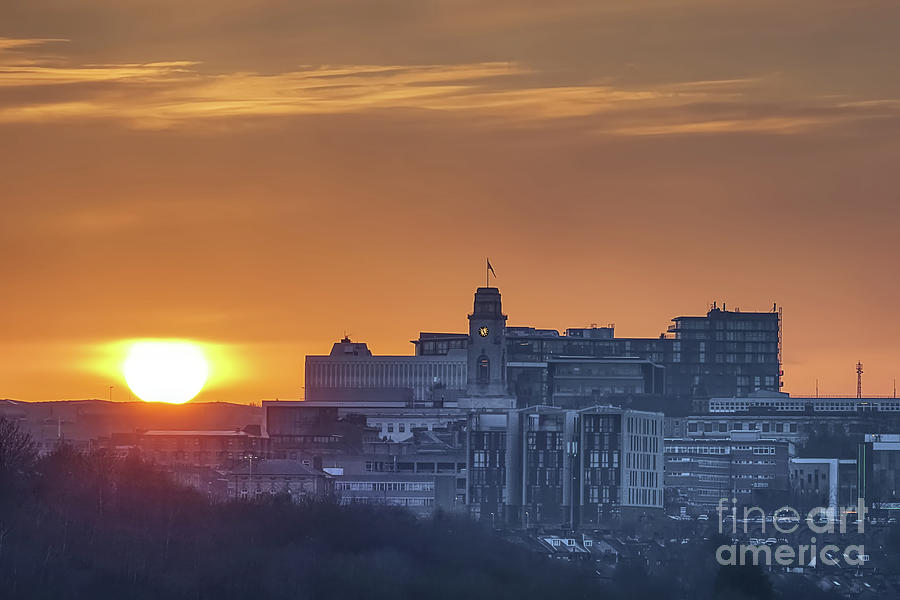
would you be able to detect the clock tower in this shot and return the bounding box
[461,286,514,408]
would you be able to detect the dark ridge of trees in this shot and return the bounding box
[0,417,605,600]
[0,417,819,600]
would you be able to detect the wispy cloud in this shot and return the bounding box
[1,38,897,136]
[0,37,69,51]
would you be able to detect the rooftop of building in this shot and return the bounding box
[227,459,328,477]
[262,400,463,413]
[790,457,857,464]
[333,473,448,481]
[675,303,780,319]
[664,433,787,443]
[512,404,664,418]
[143,429,254,437]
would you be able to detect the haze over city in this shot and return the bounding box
[3,1,900,404]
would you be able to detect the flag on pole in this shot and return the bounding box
[487,259,496,277]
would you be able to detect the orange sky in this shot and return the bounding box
[2,1,900,403]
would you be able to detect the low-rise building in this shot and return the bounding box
[665,431,791,512]
[305,337,467,407]
[224,459,332,501]
[139,429,263,468]
[790,458,858,517]
[665,413,892,447]
[708,391,900,415]
[333,472,460,516]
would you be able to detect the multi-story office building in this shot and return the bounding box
[417,303,781,401]
[467,412,509,523]
[658,305,781,398]
[467,406,664,527]
[664,431,791,512]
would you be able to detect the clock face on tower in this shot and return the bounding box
[478,326,489,337]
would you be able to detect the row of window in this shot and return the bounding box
[666,445,729,455]
[155,450,254,461]
[627,487,660,506]
[628,470,659,488]
[629,417,659,437]
[526,432,564,451]
[374,421,441,433]
[472,450,505,468]
[709,399,900,413]
[308,360,465,402]
[587,450,620,468]
[364,461,464,473]
[583,416,619,434]
[626,452,658,471]
[339,497,435,507]
[146,438,253,450]
[554,384,640,395]
[676,319,778,332]
[586,486,613,503]
[336,481,435,492]
[239,488,309,498]
[686,422,799,433]
[628,434,659,454]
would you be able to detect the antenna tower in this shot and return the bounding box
[856,362,863,399]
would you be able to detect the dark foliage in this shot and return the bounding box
[0,443,604,600]
[0,416,37,500]
[0,422,828,600]
[714,564,774,600]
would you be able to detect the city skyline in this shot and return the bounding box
[3,1,900,403]
[2,275,896,403]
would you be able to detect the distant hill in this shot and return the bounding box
[0,399,262,444]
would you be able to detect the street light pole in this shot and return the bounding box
[248,454,254,500]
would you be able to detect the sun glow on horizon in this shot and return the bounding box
[123,340,209,404]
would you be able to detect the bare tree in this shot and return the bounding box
[0,416,37,480]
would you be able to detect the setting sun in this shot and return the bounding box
[123,340,209,404]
